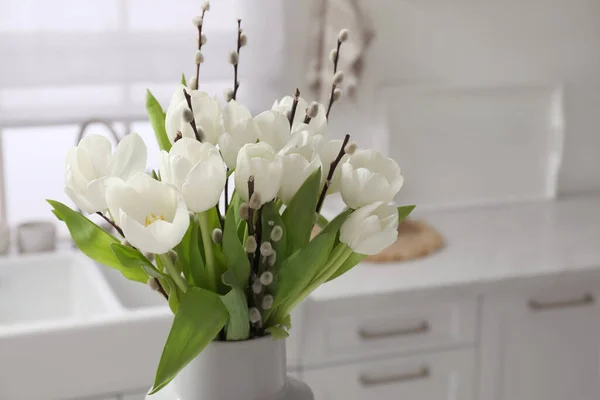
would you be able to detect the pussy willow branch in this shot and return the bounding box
[232,19,242,100]
[96,212,125,238]
[316,134,350,213]
[183,89,202,142]
[194,9,207,90]
[326,39,343,120]
[288,88,300,128]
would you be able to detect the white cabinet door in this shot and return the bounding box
[303,349,474,400]
[480,282,600,400]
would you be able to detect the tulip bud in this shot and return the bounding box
[240,33,248,47]
[192,16,203,27]
[224,88,234,102]
[188,77,198,90]
[168,250,178,264]
[202,1,210,12]
[201,33,207,45]
[194,50,204,64]
[249,307,262,323]
[120,238,131,247]
[260,271,274,286]
[338,29,349,43]
[260,241,273,256]
[252,279,262,294]
[228,51,239,65]
[182,107,194,123]
[245,235,257,253]
[307,101,320,118]
[340,202,399,255]
[333,88,342,101]
[262,295,274,310]
[329,48,338,63]
[270,225,283,242]
[248,192,262,209]
[211,228,223,244]
[333,71,345,86]
[239,203,250,220]
[344,141,358,155]
[148,278,160,292]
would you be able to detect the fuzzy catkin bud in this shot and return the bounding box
[344,141,358,155]
[182,107,194,123]
[267,251,277,267]
[211,228,223,244]
[333,88,342,101]
[194,50,204,64]
[168,250,178,264]
[192,16,203,27]
[270,225,283,242]
[239,203,250,220]
[188,77,198,90]
[224,88,234,102]
[196,125,205,141]
[248,192,262,209]
[228,51,239,65]
[338,29,349,43]
[307,101,320,118]
[262,295,274,310]
[202,1,210,12]
[260,241,273,257]
[249,307,262,323]
[201,34,207,45]
[252,279,262,294]
[148,278,160,292]
[240,33,248,47]
[143,252,154,262]
[245,235,257,253]
[120,238,131,247]
[333,71,345,86]
[329,48,338,64]
[260,271,274,286]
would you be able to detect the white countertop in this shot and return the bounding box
[311,195,600,301]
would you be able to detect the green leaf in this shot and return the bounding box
[398,205,416,223]
[146,89,171,152]
[220,270,250,340]
[48,200,148,283]
[180,73,187,86]
[316,213,329,229]
[261,202,286,271]
[282,168,321,256]
[327,252,368,282]
[175,219,207,288]
[223,205,251,284]
[110,243,162,278]
[151,288,228,394]
[318,209,352,237]
[265,326,289,340]
[164,277,182,314]
[281,314,292,330]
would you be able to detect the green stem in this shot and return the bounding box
[198,212,218,292]
[159,254,188,293]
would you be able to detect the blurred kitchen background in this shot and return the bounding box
[1,0,600,399]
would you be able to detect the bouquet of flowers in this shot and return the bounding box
[48,2,413,394]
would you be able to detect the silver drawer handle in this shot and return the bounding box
[529,293,594,311]
[359,367,430,387]
[359,321,430,340]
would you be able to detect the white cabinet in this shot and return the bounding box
[304,349,475,400]
[480,282,600,400]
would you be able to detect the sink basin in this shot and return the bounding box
[0,252,120,334]
[98,262,166,310]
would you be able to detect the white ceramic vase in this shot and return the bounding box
[147,336,313,400]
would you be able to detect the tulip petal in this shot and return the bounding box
[254,110,290,151]
[182,155,226,213]
[109,133,147,179]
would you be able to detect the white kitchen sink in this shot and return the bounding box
[0,252,120,334]
[98,262,166,310]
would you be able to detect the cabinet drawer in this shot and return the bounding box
[303,296,477,365]
[304,348,475,400]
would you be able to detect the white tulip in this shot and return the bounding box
[272,96,327,135]
[277,137,322,205]
[235,142,283,205]
[218,100,259,168]
[340,150,404,209]
[159,138,226,213]
[315,136,349,194]
[106,173,190,254]
[165,85,224,145]
[254,110,290,152]
[340,202,399,255]
[65,133,147,214]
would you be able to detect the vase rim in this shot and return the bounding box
[211,334,279,347]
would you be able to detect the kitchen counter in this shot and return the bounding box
[312,195,600,301]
